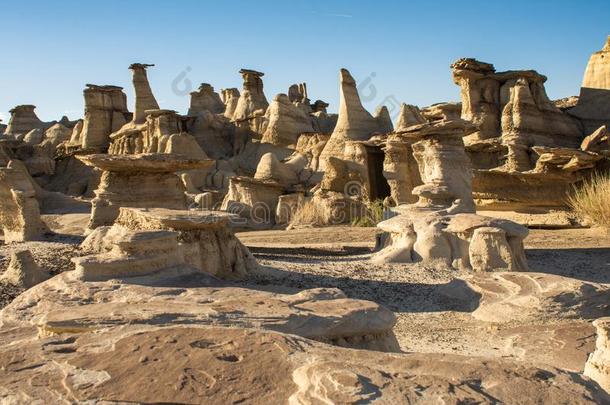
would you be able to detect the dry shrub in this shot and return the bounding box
[290,198,331,227]
[568,174,610,228]
[351,199,386,227]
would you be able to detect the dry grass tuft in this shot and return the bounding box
[351,199,386,227]
[290,198,331,227]
[568,173,610,228]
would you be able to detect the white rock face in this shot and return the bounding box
[585,317,610,392]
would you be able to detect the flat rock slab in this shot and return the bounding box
[77,153,214,172]
[1,271,398,351]
[0,324,606,404]
[117,207,240,230]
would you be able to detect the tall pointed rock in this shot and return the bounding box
[129,63,160,124]
[319,69,382,167]
[395,103,427,132]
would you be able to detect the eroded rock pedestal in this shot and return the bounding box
[374,119,529,271]
[0,160,49,242]
[81,207,257,280]
[77,153,213,229]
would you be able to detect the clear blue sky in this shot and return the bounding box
[1,0,609,123]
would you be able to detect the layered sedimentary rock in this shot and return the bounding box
[79,206,255,282]
[188,83,225,115]
[1,269,400,353]
[109,109,208,159]
[395,103,427,132]
[569,36,610,133]
[319,69,387,167]
[3,105,54,137]
[374,119,529,271]
[0,323,606,403]
[129,63,160,124]
[112,207,257,279]
[584,317,610,392]
[221,88,240,119]
[232,69,268,122]
[77,153,213,229]
[0,249,49,288]
[261,93,314,147]
[69,84,131,150]
[0,160,49,242]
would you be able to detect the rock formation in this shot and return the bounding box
[261,93,314,147]
[188,83,225,115]
[77,153,213,229]
[232,69,268,122]
[82,207,258,279]
[585,317,610,392]
[570,36,610,133]
[374,119,529,271]
[0,249,49,288]
[3,105,54,137]
[109,109,208,159]
[69,84,131,150]
[395,103,427,132]
[0,321,605,403]
[129,63,160,124]
[0,160,49,242]
[221,87,240,119]
[319,69,387,167]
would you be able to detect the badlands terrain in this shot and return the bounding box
[0,29,609,404]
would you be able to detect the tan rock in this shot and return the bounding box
[570,36,610,133]
[319,69,386,168]
[0,249,49,289]
[581,125,609,152]
[585,317,610,392]
[188,83,225,115]
[129,63,160,124]
[77,84,130,149]
[232,69,268,122]
[0,324,605,404]
[221,87,240,119]
[77,153,213,229]
[261,93,314,147]
[0,160,49,242]
[3,105,55,137]
[395,103,427,131]
[114,207,257,279]
[374,120,528,271]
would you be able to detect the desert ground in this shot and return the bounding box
[2,213,608,375]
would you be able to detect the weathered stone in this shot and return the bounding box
[374,120,528,271]
[4,105,54,137]
[395,103,427,132]
[188,83,225,115]
[585,317,610,392]
[0,249,49,288]
[129,63,160,124]
[77,153,213,229]
[232,69,268,122]
[570,36,610,133]
[0,161,49,242]
[261,93,314,147]
[319,69,386,168]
